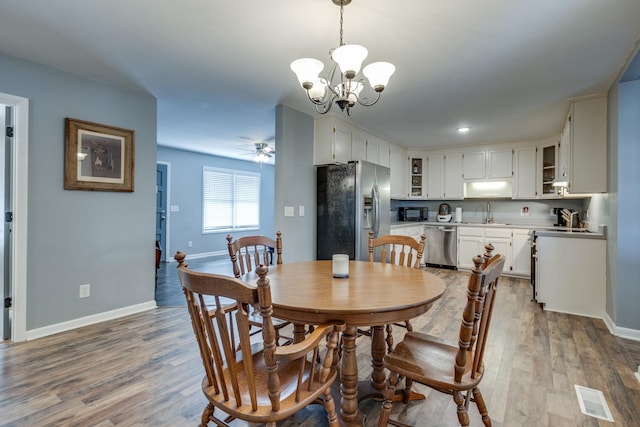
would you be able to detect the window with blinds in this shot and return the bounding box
[203,166,260,233]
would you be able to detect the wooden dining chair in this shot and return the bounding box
[367,230,426,352]
[175,252,345,427]
[378,245,506,427]
[226,231,292,345]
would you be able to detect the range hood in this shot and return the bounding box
[463,179,513,199]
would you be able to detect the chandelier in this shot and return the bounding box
[290,0,395,116]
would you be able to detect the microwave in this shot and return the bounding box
[398,207,428,222]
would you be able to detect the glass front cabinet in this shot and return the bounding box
[409,156,425,198]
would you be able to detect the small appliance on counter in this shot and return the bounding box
[437,203,452,222]
[398,206,428,222]
[454,207,463,223]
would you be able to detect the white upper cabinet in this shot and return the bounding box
[565,96,608,193]
[462,151,485,179]
[365,134,380,165]
[444,152,463,199]
[513,146,537,199]
[463,148,513,179]
[390,145,407,198]
[352,129,389,166]
[377,138,390,168]
[314,117,353,165]
[538,141,561,197]
[351,130,367,162]
[315,117,397,167]
[558,118,571,183]
[426,154,445,199]
[407,154,426,198]
[487,149,513,178]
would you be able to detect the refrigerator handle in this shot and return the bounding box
[372,184,380,238]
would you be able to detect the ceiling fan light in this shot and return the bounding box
[290,58,324,88]
[255,152,269,163]
[363,61,395,92]
[332,44,368,78]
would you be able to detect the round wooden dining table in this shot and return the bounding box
[241,260,446,425]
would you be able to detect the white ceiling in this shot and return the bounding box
[1,0,639,162]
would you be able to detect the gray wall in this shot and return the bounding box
[0,53,157,330]
[274,105,316,262]
[615,79,640,330]
[156,146,275,259]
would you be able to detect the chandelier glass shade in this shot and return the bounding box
[290,0,395,115]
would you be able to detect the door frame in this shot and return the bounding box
[156,161,170,261]
[0,92,28,342]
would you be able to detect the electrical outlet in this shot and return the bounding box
[79,284,90,298]
[188,241,193,247]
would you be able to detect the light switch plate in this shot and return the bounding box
[284,206,294,217]
[299,205,305,217]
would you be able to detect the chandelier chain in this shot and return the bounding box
[290,0,394,115]
[339,1,344,46]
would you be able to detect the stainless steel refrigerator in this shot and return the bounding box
[317,160,390,261]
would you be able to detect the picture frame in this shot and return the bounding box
[64,118,135,192]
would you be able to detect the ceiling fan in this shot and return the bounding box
[237,137,276,163]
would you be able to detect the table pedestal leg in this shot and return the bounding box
[340,325,359,423]
[292,323,306,344]
[370,325,386,391]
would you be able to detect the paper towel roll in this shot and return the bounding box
[455,207,462,223]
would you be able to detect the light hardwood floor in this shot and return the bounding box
[2,263,639,426]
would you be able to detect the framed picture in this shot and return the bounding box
[64,118,135,192]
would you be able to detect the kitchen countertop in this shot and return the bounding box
[391,221,607,239]
[391,221,532,229]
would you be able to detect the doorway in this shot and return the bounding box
[0,92,28,342]
[1,104,10,340]
[156,162,168,262]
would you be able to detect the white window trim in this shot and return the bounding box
[202,166,260,234]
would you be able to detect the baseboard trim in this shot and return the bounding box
[24,301,157,341]
[603,312,640,341]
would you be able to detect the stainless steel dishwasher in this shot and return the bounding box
[423,225,457,269]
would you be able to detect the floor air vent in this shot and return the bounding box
[574,385,614,422]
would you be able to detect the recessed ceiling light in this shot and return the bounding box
[457,127,470,133]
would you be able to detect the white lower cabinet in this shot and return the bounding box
[390,224,424,242]
[536,236,605,317]
[511,229,531,275]
[457,227,484,269]
[390,224,426,265]
[457,226,531,276]
[483,228,512,273]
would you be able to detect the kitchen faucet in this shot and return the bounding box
[486,201,493,224]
